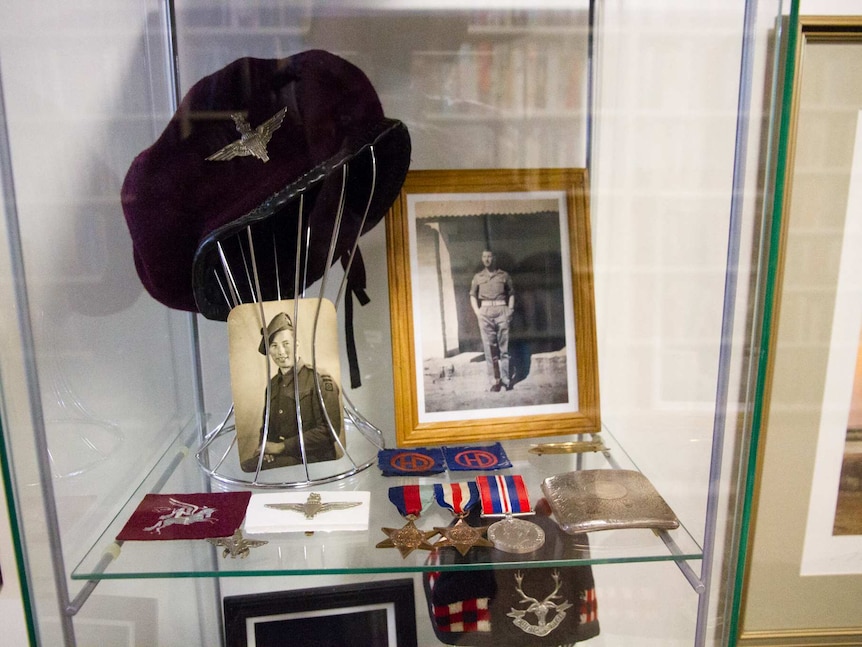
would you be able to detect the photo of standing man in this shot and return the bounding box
[470,249,515,392]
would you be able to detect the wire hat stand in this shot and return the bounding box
[194,146,386,489]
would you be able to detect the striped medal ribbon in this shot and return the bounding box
[476,474,533,517]
[433,481,480,518]
[377,485,437,558]
[388,484,434,520]
[476,475,546,554]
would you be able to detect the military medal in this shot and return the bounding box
[376,485,437,558]
[476,474,545,554]
[432,482,493,556]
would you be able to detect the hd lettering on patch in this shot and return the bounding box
[443,443,512,471]
[377,448,446,476]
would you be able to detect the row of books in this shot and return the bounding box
[494,122,587,168]
[178,1,311,31]
[469,9,588,29]
[411,40,587,116]
[175,5,585,31]
[409,121,586,169]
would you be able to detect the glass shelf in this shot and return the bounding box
[71,422,703,581]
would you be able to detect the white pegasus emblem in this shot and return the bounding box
[143,497,217,534]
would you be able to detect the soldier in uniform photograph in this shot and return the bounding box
[470,248,515,392]
[244,311,341,470]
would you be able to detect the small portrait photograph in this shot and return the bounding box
[227,298,344,472]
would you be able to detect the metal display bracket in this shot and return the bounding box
[192,160,387,489]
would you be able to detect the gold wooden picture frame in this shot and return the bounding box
[385,168,600,446]
[736,15,862,646]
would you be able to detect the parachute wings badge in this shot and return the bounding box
[206,107,287,163]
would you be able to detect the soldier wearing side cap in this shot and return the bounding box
[244,312,341,470]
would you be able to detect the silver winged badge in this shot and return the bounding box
[265,492,362,519]
[206,107,287,163]
[207,529,268,559]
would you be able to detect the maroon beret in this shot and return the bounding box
[121,50,411,320]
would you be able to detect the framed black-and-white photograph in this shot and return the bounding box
[223,579,417,647]
[386,168,600,446]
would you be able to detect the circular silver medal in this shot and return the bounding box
[487,516,545,554]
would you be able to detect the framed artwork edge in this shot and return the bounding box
[736,14,862,645]
[385,167,600,447]
[737,628,862,647]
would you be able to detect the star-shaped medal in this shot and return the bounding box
[206,107,287,163]
[265,492,362,519]
[207,529,268,559]
[432,518,493,556]
[376,518,438,559]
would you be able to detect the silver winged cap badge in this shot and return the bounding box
[265,492,362,519]
[206,107,287,163]
[207,529,268,559]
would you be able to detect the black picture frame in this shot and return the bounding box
[223,579,417,647]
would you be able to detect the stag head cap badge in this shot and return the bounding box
[506,569,573,637]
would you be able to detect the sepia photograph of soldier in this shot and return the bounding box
[227,299,344,472]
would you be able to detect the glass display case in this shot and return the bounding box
[0,1,798,645]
